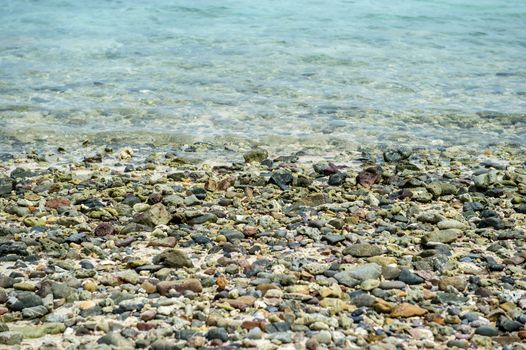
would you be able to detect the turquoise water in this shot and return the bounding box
[1,0,525,149]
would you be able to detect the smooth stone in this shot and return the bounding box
[379,281,406,289]
[422,229,461,245]
[246,327,263,340]
[22,305,48,319]
[437,220,466,230]
[398,269,424,285]
[391,303,427,317]
[342,263,382,281]
[475,326,498,337]
[343,243,383,257]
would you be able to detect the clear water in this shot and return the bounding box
[1,0,525,150]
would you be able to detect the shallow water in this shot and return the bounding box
[1,0,525,150]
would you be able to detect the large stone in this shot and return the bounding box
[343,244,383,257]
[243,148,268,163]
[7,292,43,311]
[391,303,427,317]
[422,229,461,245]
[337,263,382,282]
[152,249,193,268]
[135,203,172,226]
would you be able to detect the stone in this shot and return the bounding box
[422,229,461,245]
[206,327,229,342]
[439,276,467,292]
[227,296,256,310]
[22,305,48,319]
[357,167,381,187]
[94,222,115,236]
[97,332,134,348]
[7,292,43,311]
[0,331,22,345]
[244,148,268,163]
[343,243,383,257]
[475,326,498,337]
[246,327,263,339]
[0,178,14,196]
[437,220,466,230]
[137,203,172,226]
[344,263,382,281]
[391,303,427,317]
[174,278,203,293]
[152,249,193,268]
[328,172,347,186]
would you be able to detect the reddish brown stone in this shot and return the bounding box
[357,167,381,187]
[137,322,157,331]
[94,222,115,236]
[241,320,266,330]
[45,198,70,209]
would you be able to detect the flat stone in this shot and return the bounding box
[226,295,256,310]
[22,305,48,319]
[344,263,382,281]
[391,303,427,317]
[422,229,461,245]
[343,243,383,257]
[475,326,499,337]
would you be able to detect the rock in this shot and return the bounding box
[475,326,499,337]
[499,319,523,332]
[244,148,268,163]
[391,303,427,317]
[0,331,22,345]
[438,276,467,292]
[94,222,115,236]
[398,269,424,285]
[0,178,14,196]
[227,295,256,310]
[341,263,382,281]
[174,278,202,293]
[447,340,469,349]
[422,229,460,245]
[379,281,406,289]
[383,147,411,162]
[136,203,172,226]
[22,305,48,319]
[328,172,347,186]
[7,292,43,311]
[437,219,466,230]
[269,172,294,191]
[247,327,263,339]
[357,167,381,187]
[152,249,193,268]
[97,332,134,348]
[206,327,229,342]
[343,243,383,257]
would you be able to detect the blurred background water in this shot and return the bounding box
[1,0,525,150]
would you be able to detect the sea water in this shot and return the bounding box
[1,0,525,150]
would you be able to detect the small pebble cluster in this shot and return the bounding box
[0,143,525,349]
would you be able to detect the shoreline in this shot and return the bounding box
[0,143,525,349]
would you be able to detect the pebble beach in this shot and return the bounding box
[0,141,525,349]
